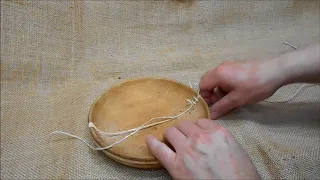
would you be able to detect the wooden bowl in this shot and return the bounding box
[89,78,210,169]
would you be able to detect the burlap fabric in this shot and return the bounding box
[1,0,320,179]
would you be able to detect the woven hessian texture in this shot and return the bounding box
[1,0,320,179]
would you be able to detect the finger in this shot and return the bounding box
[146,135,175,169]
[199,69,218,91]
[210,91,243,119]
[203,96,212,105]
[200,91,219,105]
[164,127,188,151]
[200,72,221,104]
[176,120,202,137]
[196,118,221,131]
[215,87,227,100]
[200,90,211,98]
[200,90,211,102]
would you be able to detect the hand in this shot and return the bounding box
[200,60,282,119]
[146,119,260,180]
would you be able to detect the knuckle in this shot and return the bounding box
[158,145,170,156]
[194,131,205,138]
[196,118,211,126]
[218,127,233,137]
[215,62,228,73]
[193,131,211,144]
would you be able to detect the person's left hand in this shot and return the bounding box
[146,119,260,180]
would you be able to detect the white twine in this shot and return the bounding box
[283,41,298,50]
[51,82,201,150]
[263,84,319,103]
[50,131,102,150]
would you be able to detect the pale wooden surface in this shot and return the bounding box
[90,78,210,168]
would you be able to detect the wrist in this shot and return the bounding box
[275,44,320,85]
[259,58,287,89]
[271,55,293,87]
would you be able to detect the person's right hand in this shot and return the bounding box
[200,60,283,119]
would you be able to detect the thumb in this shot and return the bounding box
[199,69,218,91]
[210,91,243,119]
